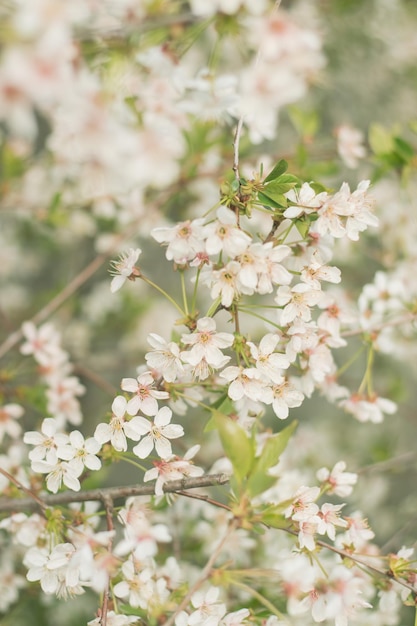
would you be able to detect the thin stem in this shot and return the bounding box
[336,344,366,377]
[205,296,222,318]
[0,473,230,512]
[191,268,201,313]
[163,518,239,626]
[231,580,284,619]
[180,271,189,316]
[341,312,417,338]
[233,117,245,181]
[141,276,185,316]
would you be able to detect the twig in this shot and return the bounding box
[0,253,108,360]
[0,473,230,513]
[163,517,240,626]
[0,467,47,512]
[176,490,232,511]
[232,117,245,181]
[100,494,115,626]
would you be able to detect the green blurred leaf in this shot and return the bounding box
[247,421,297,497]
[288,107,319,138]
[393,136,414,163]
[214,412,255,483]
[369,123,395,155]
[264,159,288,183]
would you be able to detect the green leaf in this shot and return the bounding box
[260,501,293,529]
[214,412,255,483]
[263,178,298,197]
[369,123,395,155]
[264,159,288,183]
[247,421,297,497]
[393,136,414,163]
[288,106,319,138]
[257,191,286,209]
[294,218,311,239]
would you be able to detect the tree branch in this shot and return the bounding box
[0,473,230,513]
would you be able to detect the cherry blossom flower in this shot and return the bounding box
[57,430,102,475]
[300,253,341,289]
[189,587,226,626]
[113,558,154,609]
[204,206,251,258]
[203,260,252,308]
[284,182,328,219]
[31,459,81,493]
[316,503,347,540]
[0,403,23,443]
[20,321,65,366]
[117,497,171,558]
[269,379,304,419]
[219,366,269,402]
[180,317,234,379]
[275,283,322,326]
[152,218,206,264]
[109,248,142,293]
[316,461,357,498]
[285,485,320,521]
[145,333,184,383]
[24,417,69,464]
[339,393,397,423]
[94,395,141,452]
[121,371,169,416]
[336,124,367,169]
[247,333,290,384]
[131,406,184,459]
[144,445,204,496]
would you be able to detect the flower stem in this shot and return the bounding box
[141,276,185,315]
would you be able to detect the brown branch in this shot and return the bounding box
[100,494,115,626]
[0,253,109,360]
[0,473,230,513]
[163,517,240,626]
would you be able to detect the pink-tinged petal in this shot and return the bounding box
[155,437,173,459]
[40,571,59,594]
[84,455,101,471]
[154,406,172,427]
[143,467,158,482]
[111,395,127,418]
[124,416,151,440]
[228,380,244,401]
[63,472,81,492]
[162,424,184,439]
[46,473,61,494]
[133,436,154,459]
[110,275,126,293]
[140,396,159,417]
[111,430,127,452]
[126,396,141,416]
[121,378,139,393]
[69,430,84,449]
[94,423,112,444]
[85,437,101,454]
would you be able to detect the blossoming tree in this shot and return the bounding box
[1,1,417,625]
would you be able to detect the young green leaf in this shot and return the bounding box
[264,159,288,183]
[247,421,297,497]
[214,412,255,483]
